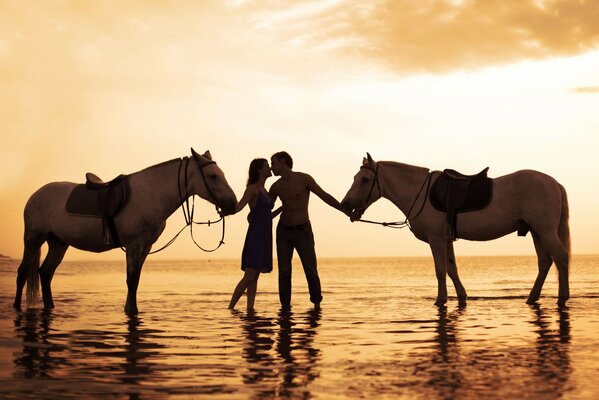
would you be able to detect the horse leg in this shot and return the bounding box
[527,231,553,305]
[542,234,570,306]
[446,243,467,306]
[430,239,449,307]
[13,240,42,310]
[39,237,69,309]
[124,244,151,315]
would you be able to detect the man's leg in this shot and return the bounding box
[276,225,294,307]
[295,224,322,305]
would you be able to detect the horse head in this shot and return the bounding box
[190,148,238,216]
[341,153,382,221]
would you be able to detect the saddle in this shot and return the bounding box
[429,167,493,240]
[66,173,130,247]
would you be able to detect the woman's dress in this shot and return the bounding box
[241,190,273,273]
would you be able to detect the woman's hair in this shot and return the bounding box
[247,158,267,186]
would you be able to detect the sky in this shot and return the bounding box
[1,0,598,261]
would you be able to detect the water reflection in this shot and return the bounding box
[237,307,322,399]
[237,311,277,398]
[12,309,68,379]
[276,307,322,397]
[121,316,160,386]
[529,304,571,397]
[427,305,465,398]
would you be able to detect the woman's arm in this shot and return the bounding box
[235,186,256,214]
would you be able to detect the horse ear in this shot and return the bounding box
[366,152,374,165]
[191,147,200,159]
[203,150,212,160]
[362,157,369,166]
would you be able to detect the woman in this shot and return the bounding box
[229,158,280,311]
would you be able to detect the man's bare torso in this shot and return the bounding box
[270,171,312,226]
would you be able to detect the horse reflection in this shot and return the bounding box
[426,306,465,398]
[276,307,322,397]
[529,305,571,397]
[118,315,166,400]
[12,309,67,378]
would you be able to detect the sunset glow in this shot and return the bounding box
[1,0,598,260]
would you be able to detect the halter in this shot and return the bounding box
[357,163,432,229]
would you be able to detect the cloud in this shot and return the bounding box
[571,86,599,93]
[246,0,599,73]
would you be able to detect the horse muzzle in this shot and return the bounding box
[217,200,237,217]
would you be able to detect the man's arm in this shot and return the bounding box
[306,174,343,211]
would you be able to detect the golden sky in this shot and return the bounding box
[1,0,598,260]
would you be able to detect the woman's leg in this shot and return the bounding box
[229,269,258,309]
[246,269,260,311]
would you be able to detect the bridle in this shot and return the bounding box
[178,156,226,252]
[356,162,432,229]
[359,163,381,207]
[132,157,226,254]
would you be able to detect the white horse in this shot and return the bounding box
[13,148,238,314]
[341,153,570,307]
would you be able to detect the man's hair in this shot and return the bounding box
[272,151,293,169]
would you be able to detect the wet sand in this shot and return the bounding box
[1,255,598,399]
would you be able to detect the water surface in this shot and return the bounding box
[1,255,598,399]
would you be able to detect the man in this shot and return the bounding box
[269,151,346,308]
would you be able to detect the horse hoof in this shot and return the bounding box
[125,307,138,315]
[557,299,568,308]
[458,298,467,307]
[434,300,446,307]
[526,298,538,305]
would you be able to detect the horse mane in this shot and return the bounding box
[137,157,186,174]
[378,160,430,174]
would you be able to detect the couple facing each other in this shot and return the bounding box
[228,151,345,311]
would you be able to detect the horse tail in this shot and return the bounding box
[26,246,41,307]
[558,184,571,266]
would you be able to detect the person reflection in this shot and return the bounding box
[529,304,571,397]
[12,309,66,378]
[276,307,322,397]
[237,310,277,398]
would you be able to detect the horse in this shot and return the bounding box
[341,153,570,307]
[13,148,238,315]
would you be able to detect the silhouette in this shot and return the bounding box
[269,151,347,307]
[528,304,571,398]
[229,159,280,311]
[120,315,164,400]
[237,310,278,399]
[275,307,322,397]
[342,153,570,307]
[13,149,237,315]
[12,309,67,379]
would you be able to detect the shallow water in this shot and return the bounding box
[1,255,598,399]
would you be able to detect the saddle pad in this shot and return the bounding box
[429,173,493,213]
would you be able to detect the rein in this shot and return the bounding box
[358,164,432,230]
[121,156,226,254]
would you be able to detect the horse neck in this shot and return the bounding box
[378,161,429,214]
[132,158,190,220]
